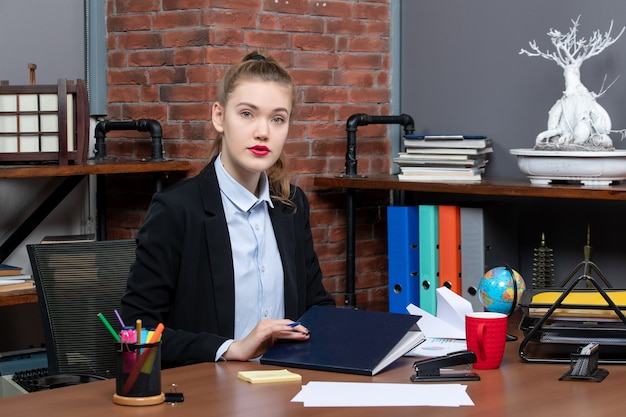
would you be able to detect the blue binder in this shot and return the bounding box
[387,206,420,313]
[418,205,439,315]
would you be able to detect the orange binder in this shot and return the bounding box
[438,205,462,295]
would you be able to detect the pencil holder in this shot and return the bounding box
[559,346,609,382]
[113,341,164,406]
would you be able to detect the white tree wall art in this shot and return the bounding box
[520,16,626,151]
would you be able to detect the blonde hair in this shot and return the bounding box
[211,51,296,207]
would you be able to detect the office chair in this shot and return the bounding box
[27,239,137,385]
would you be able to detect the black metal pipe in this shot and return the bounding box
[94,119,164,161]
[341,113,415,308]
[343,113,415,178]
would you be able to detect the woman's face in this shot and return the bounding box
[212,79,292,190]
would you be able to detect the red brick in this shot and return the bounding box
[278,16,324,33]
[128,50,175,67]
[163,29,211,48]
[153,11,202,29]
[310,1,353,18]
[204,10,257,28]
[244,32,291,49]
[114,0,160,14]
[263,0,308,14]
[118,33,163,50]
[169,103,212,121]
[292,34,336,51]
[160,85,211,102]
[108,15,152,32]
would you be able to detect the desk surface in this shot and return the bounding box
[1,321,624,417]
[0,286,37,307]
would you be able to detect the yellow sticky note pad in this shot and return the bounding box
[237,369,302,384]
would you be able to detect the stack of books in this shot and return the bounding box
[394,134,493,182]
[0,263,34,292]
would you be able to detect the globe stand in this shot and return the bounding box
[505,265,519,341]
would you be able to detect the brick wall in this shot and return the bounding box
[104,0,393,310]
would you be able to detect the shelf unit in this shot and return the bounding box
[313,174,626,307]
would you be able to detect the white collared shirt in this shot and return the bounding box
[214,154,284,359]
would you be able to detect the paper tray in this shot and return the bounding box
[518,282,626,363]
[519,288,626,321]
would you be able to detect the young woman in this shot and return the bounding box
[120,52,335,368]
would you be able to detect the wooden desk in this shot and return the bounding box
[0,286,37,307]
[1,322,623,416]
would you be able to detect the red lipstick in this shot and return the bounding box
[249,145,270,156]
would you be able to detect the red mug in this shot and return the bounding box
[465,312,508,369]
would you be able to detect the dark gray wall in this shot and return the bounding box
[399,1,626,286]
[0,0,84,85]
[400,0,626,179]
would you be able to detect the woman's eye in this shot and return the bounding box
[272,116,285,124]
[241,111,253,118]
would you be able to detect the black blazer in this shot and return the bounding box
[120,159,335,367]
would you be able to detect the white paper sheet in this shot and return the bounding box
[406,286,474,339]
[406,304,465,339]
[406,337,467,357]
[291,381,474,407]
[435,286,474,331]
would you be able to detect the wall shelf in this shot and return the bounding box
[313,175,626,201]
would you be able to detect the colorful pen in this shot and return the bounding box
[97,313,121,342]
[288,321,301,327]
[114,309,125,328]
[136,319,142,345]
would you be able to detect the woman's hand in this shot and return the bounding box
[223,319,310,361]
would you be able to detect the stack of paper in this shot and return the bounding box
[0,264,34,292]
[291,381,474,407]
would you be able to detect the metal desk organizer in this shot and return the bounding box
[518,275,626,364]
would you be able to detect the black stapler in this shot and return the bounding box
[411,350,480,382]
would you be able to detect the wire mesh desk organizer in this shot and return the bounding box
[518,233,626,365]
[558,342,608,382]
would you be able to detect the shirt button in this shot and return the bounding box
[261,266,265,273]
[255,224,260,230]
[263,310,269,317]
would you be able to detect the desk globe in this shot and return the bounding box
[478,266,526,315]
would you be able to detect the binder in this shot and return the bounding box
[387,206,420,313]
[260,306,425,376]
[460,205,520,312]
[418,205,439,315]
[460,207,485,311]
[438,205,462,295]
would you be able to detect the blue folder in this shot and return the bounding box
[260,306,424,376]
[387,206,420,313]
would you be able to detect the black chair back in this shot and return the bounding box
[27,239,136,378]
